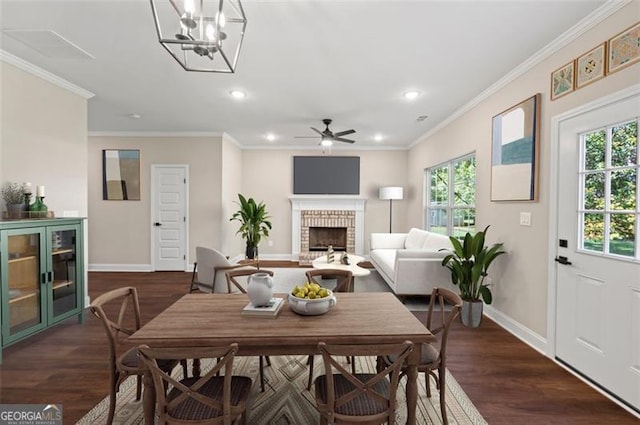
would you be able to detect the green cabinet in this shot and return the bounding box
[0,218,85,362]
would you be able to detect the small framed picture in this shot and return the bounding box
[607,21,640,74]
[576,43,607,89]
[550,61,575,100]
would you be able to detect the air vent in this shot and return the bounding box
[416,115,429,122]
[2,30,94,59]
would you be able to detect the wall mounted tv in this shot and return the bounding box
[293,156,360,195]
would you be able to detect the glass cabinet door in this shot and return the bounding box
[49,227,78,321]
[4,231,46,340]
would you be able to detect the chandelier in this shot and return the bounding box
[150,0,247,73]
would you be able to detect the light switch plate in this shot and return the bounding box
[519,212,532,226]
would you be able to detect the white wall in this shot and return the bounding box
[87,136,222,268]
[1,61,88,217]
[221,134,243,255]
[240,149,409,256]
[406,3,640,337]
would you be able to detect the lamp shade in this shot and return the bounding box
[379,186,403,200]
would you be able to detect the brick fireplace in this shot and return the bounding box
[290,196,366,264]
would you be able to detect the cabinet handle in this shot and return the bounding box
[48,271,52,282]
[41,273,46,284]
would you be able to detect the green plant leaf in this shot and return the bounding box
[480,285,492,304]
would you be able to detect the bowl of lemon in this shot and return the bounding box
[288,282,337,316]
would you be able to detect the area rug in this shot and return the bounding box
[76,355,487,425]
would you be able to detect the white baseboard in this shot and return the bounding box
[88,264,153,272]
[483,304,548,355]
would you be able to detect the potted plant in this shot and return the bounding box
[440,225,505,327]
[1,182,27,217]
[230,194,272,259]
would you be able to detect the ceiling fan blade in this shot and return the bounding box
[310,127,324,136]
[334,129,355,137]
[334,137,356,144]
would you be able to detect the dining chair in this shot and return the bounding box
[225,268,275,392]
[314,341,414,425]
[377,287,462,425]
[138,343,253,425]
[190,246,260,293]
[305,269,354,390]
[90,287,185,425]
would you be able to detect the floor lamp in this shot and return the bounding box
[379,186,403,233]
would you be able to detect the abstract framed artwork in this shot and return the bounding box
[551,61,575,100]
[491,93,541,202]
[102,149,141,200]
[576,43,606,89]
[607,21,640,74]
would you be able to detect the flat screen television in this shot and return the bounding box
[293,156,360,195]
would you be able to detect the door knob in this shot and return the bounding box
[554,256,572,265]
[154,222,162,227]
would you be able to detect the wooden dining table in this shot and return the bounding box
[129,292,434,425]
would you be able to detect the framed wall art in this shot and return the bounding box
[576,43,606,89]
[550,61,575,100]
[491,93,541,202]
[102,149,141,200]
[607,21,640,74]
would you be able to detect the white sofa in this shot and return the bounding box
[369,228,456,296]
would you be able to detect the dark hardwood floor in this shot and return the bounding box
[0,271,637,425]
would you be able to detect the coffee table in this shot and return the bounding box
[311,253,371,277]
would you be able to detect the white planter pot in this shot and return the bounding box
[461,300,483,327]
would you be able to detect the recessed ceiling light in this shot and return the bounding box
[266,133,276,141]
[229,90,246,99]
[128,114,141,119]
[374,134,383,142]
[403,90,420,100]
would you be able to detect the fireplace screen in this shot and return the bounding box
[309,227,347,251]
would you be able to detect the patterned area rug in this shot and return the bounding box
[76,355,487,425]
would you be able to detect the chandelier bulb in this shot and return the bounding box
[184,0,195,15]
[206,23,216,41]
[217,11,226,28]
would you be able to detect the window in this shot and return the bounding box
[425,154,476,237]
[580,119,638,259]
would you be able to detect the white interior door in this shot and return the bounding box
[555,93,640,413]
[151,165,188,271]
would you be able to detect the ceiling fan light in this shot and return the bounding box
[320,139,333,147]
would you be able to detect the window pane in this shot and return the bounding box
[430,166,448,206]
[611,121,637,167]
[428,208,447,235]
[610,168,636,210]
[453,208,475,238]
[610,213,635,257]
[583,213,604,252]
[584,130,606,170]
[453,157,476,206]
[583,172,605,210]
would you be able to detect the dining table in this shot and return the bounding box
[129,291,435,425]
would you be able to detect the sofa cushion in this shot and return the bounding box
[404,228,429,249]
[423,232,452,251]
[369,249,396,281]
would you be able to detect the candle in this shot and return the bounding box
[24,182,32,194]
[36,185,45,197]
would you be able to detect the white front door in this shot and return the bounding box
[151,165,188,271]
[555,92,640,413]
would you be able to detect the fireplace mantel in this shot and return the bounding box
[290,195,367,259]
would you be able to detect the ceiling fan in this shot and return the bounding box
[296,119,356,144]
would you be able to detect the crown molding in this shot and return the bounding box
[408,0,632,149]
[88,131,223,137]
[222,132,243,148]
[0,49,94,99]
[239,143,408,151]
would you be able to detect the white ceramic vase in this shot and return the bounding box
[247,272,273,307]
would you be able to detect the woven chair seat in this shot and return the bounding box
[119,347,176,371]
[167,376,253,421]
[316,373,390,416]
[386,342,439,365]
